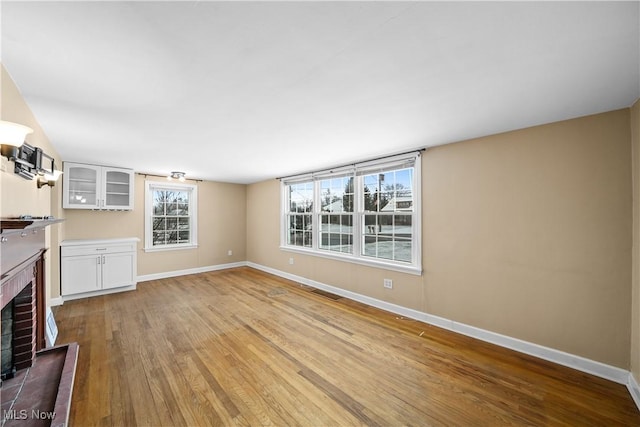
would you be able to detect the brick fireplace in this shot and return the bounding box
[2,282,37,377]
[0,224,47,379]
[1,218,77,427]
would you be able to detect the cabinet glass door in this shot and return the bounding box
[67,165,99,208]
[104,170,131,209]
[104,170,131,208]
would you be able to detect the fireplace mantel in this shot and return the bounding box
[1,217,64,233]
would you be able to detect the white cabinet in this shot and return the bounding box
[63,162,134,210]
[61,238,138,298]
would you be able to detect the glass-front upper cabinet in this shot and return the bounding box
[63,162,134,210]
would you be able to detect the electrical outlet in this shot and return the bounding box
[383,279,393,289]
[227,250,233,256]
[289,257,294,265]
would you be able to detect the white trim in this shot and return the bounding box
[48,296,64,307]
[628,373,640,410]
[143,244,199,253]
[144,180,198,251]
[279,245,422,275]
[246,262,631,387]
[280,155,422,272]
[137,261,247,282]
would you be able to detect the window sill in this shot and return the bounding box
[144,244,199,253]
[280,245,422,276]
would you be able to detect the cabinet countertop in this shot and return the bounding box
[61,237,140,246]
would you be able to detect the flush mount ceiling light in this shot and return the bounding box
[0,120,34,160]
[168,171,186,182]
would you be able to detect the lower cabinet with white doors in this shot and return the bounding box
[61,238,139,300]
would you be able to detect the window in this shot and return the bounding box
[281,152,421,274]
[145,180,198,251]
[361,168,414,263]
[319,175,354,254]
[286,181,314,248]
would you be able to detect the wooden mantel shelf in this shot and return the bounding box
[1,218,64,234]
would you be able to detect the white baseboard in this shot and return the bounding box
[247,262,631,387]
[49,296,64,307]
[136,261,248,283]
[629,373,640,410]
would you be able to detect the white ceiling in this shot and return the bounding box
[1,1,639,184]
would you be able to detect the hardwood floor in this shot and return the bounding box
[54,267,640,426]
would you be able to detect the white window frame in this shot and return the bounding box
[281,153,422,275]
[144,180,198,252]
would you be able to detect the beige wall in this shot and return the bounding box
[246,179,424,310]
[631,98,640,381]
[2,67,247,302]
[425,109,631,368]
[4,61,638,372]
[247,109,633,368]
[1,65,64,304]
[64,175,247,277]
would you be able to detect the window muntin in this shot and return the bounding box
[145,181,198,251]
[281,153,421,273]
[319,176,354,254]
[362,168,413,263]
[152,189,191,246]
[286,181,314,248]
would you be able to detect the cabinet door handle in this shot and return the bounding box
[102,255,106,264]
[97,257,101,265]
[96,248,107,251]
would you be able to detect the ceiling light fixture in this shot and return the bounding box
[168,171,186,182]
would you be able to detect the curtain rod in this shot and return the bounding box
[276,147,426,181]
[136,172,203,182]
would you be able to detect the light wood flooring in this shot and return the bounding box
[53,267,640,426]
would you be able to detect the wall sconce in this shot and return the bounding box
[168,171,186,182]
[0,120,34,160]
[37,168,63,188]
[0,120,60,182]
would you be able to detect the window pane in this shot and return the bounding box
[363,235,377,257]
[394,238,412,263]
[290,182,313,212]
[288,214,312,247]
[394,214,412,237]
[178,203,189,215]
[364,214,378,234]
[152,217,165,231]
[319,212,353,254]
[153,232,165,246]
